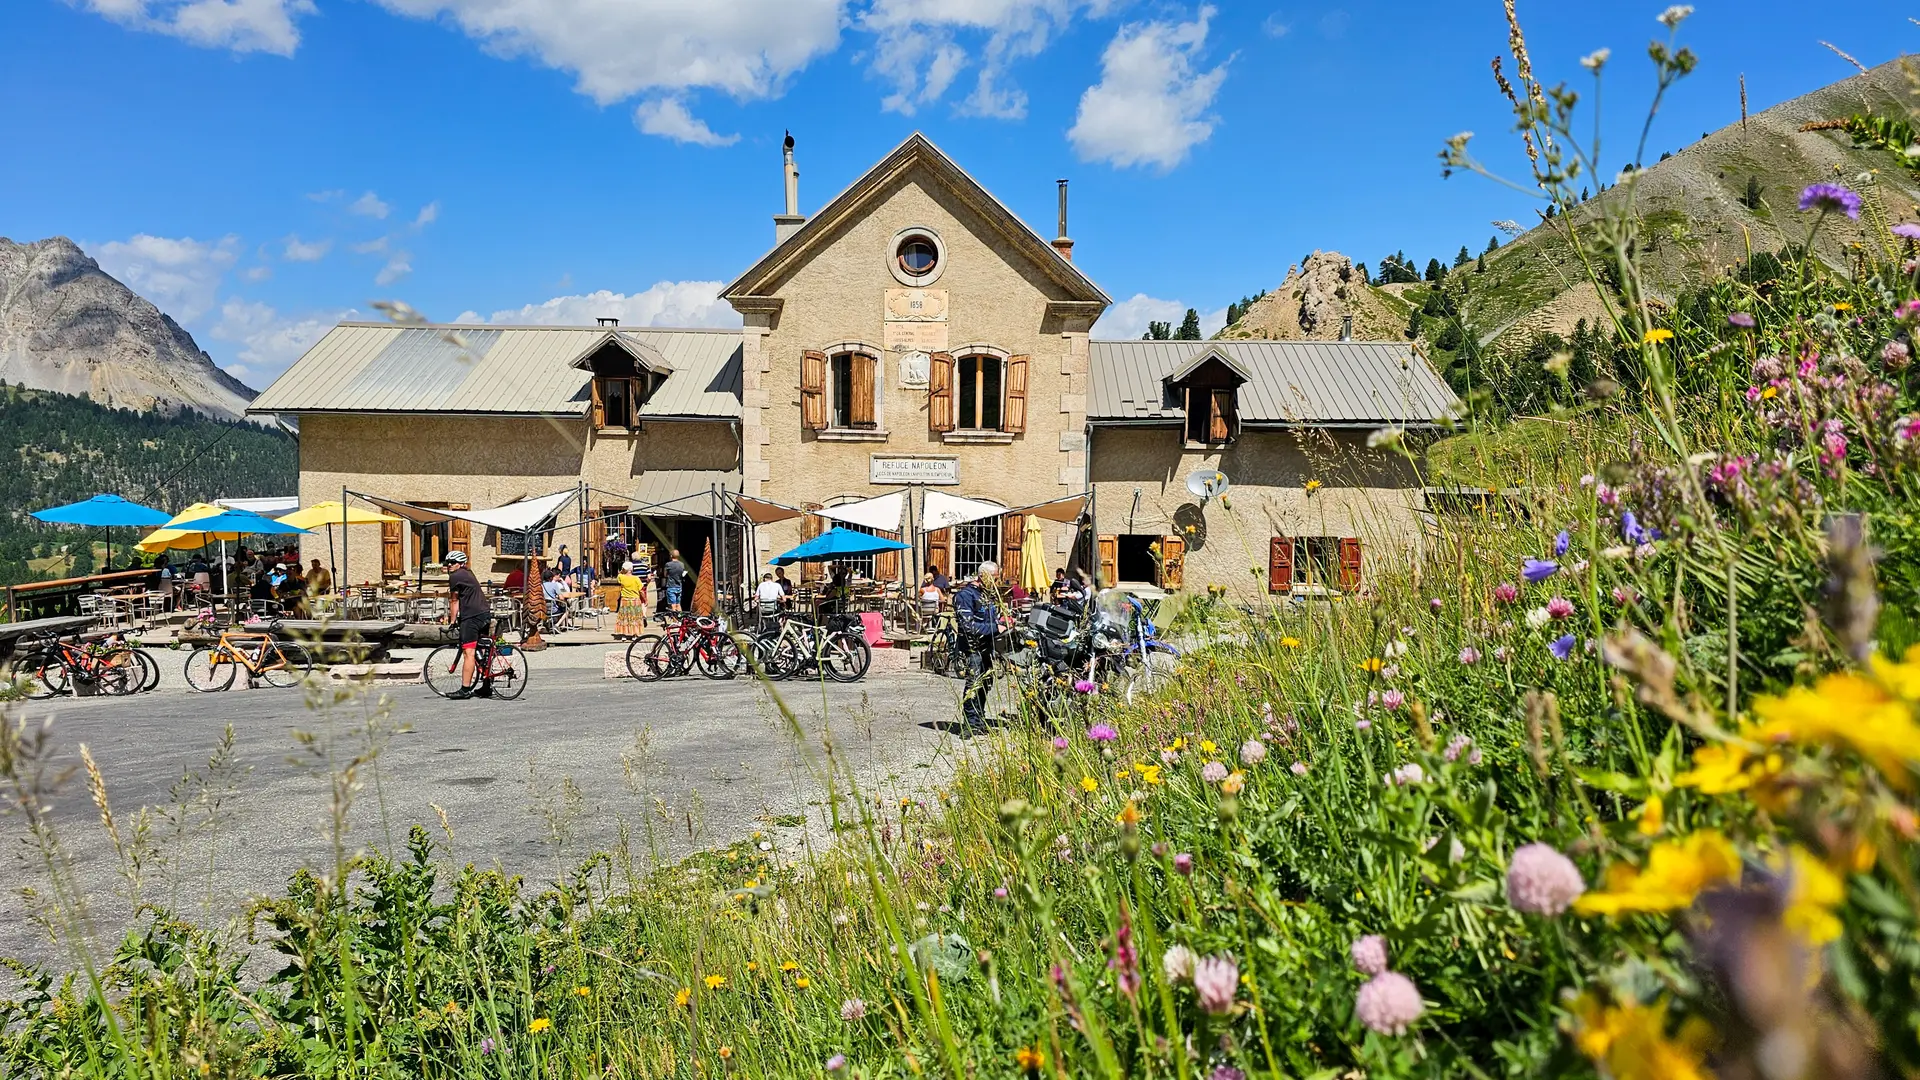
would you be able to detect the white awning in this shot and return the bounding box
[921,491,1007,531]
[1010,492,1090,524]
[353,490,577,533]
[216,496,300,515]
[819,491,906,532]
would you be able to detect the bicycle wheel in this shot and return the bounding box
[127,648,161,692]
[1123,650,1178,704]
[625,634,670,681]
[822,632,872,683]
[260,642,315,688]
[92,658,136,696]
[695,632,744,680]
[15,649,67,699]
[184,647,237,693]
[423,645,466,697]
[924,632,952,677]
[488,648,530,700]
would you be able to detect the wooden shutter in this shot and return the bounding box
[1268,536,1293,593]
[928,352,955,433]
[801,350,828,431]
[448,504,471,561]
[590,378,605,429]
[1159,535,1185,590]
[800,504,824,583]
[587,509,608,573]
[1209,390,1233,442]
[874,530,901,583]
[1097,534,1118,589]
[381,519,403,577]
[1003,355,1029,433]
[925,528,953,579]
[849,352,877,428]
[1338,537,1363,591]
[1001,513,1024,579]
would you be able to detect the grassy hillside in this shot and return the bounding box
[0,385,295,587]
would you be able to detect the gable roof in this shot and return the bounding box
[247,323,741,419]
[1089,339,1460,426]
[723,132,1109,306]
[1165,345,1253,385]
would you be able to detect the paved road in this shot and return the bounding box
[0,645,982,968]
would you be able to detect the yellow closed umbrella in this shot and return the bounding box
[277,501,401,590]
[1020,514,1049,594]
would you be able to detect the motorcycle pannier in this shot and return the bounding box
[1027,604,1077,639]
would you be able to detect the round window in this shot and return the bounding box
[897,237,938,277]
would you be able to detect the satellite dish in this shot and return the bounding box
[1185,469,1231,501]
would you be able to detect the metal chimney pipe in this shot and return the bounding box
[774,131,805,243]
[1339,315,1354,341]
[1052,179,1075,262]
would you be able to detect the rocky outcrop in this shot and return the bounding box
[1218,251,1405,342]
[0,236,254,419]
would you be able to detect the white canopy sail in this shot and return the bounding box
[354,489,576,533]
[818,491,906,532]
[921,490,1008,531]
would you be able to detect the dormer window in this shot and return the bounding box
[584,339,667,432]
[1165,348,1248,447]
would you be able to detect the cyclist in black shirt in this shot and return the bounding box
[443,551,492,699]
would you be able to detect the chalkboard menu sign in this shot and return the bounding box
[497,528,547,558]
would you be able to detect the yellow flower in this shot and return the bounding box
[443,1001,461,1016]
[1751,665,1920,788]
[1139,764,1162,785]
[1115,801,1142,828]
[1760,384,1778,399]
[529,1017,552,1033]
[1872,644,1920,700]
[779,960,799,972]
[1634,794,1663,836]
[1833,301,1853,312]
[718,1046,733,1060]
[1674,743,1753,793]
[574,985,592,998]
[1114,769,1130,782]
[1359,657,1384,673]
[1573,831,1742,916]
[795,977,811,989]
[1199,740,1218,755]
[674,987,691,1008]
[1080,776,1099,793]
[1220,771,1246,795]
[1167,737,1187,752]
[746,961,758,972]
[1279,636,1302,649]
[704,974,727,990]
[1304,479,1322,494]
[1015,1046,1047,1071]
[1777,846,1844,946]
[1641,327,1674,344]
[1569,994,1714,1080]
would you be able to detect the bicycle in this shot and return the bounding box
[749,612,870,682]
[423,629,530,700]
[14,632,144,699]
[626,613,744,681]
[184,630,316,692]
[922,609,962,678]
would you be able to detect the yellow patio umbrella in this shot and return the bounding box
[1020,514,1049,594]
[276,501,402,589]
[136,503,244,553]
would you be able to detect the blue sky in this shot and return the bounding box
[2,0,1909,387]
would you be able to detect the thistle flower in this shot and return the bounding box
[1493,581,1519,604]
[1521,558,1559,583]
[1549,634,1577,660]
[1051,736,1069,751]
[1350,934,1389,976]
[1800,182,1862,219]
[1162,944,1197,984]
[1210,1068,1247,1080]
[1894,222,1920,240]
[1173,852,1193,875]
[826,1054,847,1072]
[1193,956,1239,1014]
[1073,679,1096,694]
[1355,972,1425,1035]
[1240,738,1267,764]
[1546,596,1574,620]
[1506,843,1586,915]
[840,998,867,1021]
[1088,724,1118,743]
[1429,597,1443,614]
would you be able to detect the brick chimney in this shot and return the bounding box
[1051,179,1074,262]
[774,131,805,244]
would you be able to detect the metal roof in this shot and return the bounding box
[624,470,744,514]
[1088,339,1459,425]
[247,323,742,419]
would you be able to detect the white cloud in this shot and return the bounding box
[71,0,314,56]
[412,201,440,227]
[1261,12,1289,36]
[634,97,740,147]
[90,233,240,322]
[370,0,843,104]
[349,191,391,219]
[211,296,352,385]
[864,0,1103,120]
[1093,293,1226,339]
[458,283,740,329]
[350,237,389,255]
[282,234,332,262]
[1069,6,1228,171]
[242,265,272,282]
[374,253,413,286]
[306,188,345,203]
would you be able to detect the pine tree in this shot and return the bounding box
[1453,245,1471,268]
[1424,258,1445,283]
[1485,235,1501,253]
[1475,253,1485,273]
[1405,308,1424,340]
[1744,175,1762,210]
[1145,321,1172,341]
[1175,309,1203,340]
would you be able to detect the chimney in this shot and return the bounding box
[597,316,620,327]
[1339,315,1354,341]
[774,131,805,244]
[1051,178,1074,262]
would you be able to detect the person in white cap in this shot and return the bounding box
[442,550,492,698]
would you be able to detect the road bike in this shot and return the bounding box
[921,609,962,678]
[749,612,871,682]
[423,631,530,700]
[184,630,316,692]
[625,613,744,681]
[13,632,155,699]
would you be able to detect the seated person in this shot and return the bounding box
[919,572,943,617]
[502,565,526,594]
[541,569,573,622]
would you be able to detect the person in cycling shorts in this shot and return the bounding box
[444,551,493,699]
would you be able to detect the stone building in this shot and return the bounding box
[250,132,1459,597]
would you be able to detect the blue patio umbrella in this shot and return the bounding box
[30,494,173,571]
[770,527,911,566]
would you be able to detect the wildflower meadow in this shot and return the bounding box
[6,10,1920,1079]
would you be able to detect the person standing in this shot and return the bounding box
[952,560,1001,735]
[661,548,687,614]
[556,544,573,578]
[443,551,492,699]
[615,561,646,637]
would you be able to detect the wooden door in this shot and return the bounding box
[380,519,403,578]
[1097,534,1118,589]
[874,530,901,583]
[448,504,471,562]
[1159,535,1185,590]
[587,508,608,572]
[1268,536,1293,593]
[1338,537,1363,591]
[800,504,824,583]
[1209,390,1233,441]
[925,528,953,579]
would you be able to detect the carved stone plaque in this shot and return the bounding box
[883,287,949,356]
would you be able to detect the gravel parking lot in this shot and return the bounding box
[0,644,985,967]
